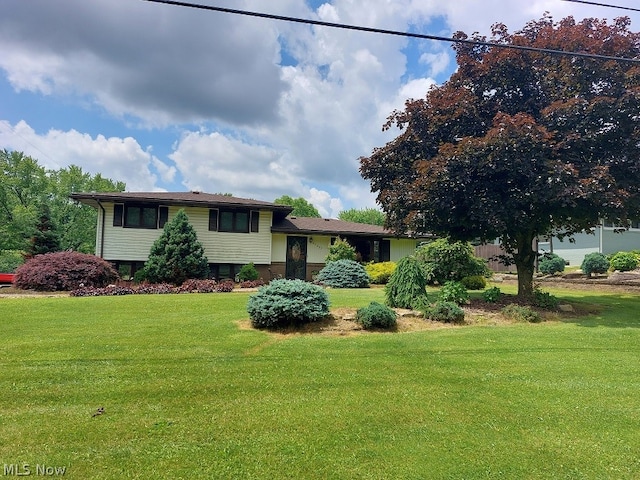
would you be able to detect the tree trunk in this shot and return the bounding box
[512,232,536,298]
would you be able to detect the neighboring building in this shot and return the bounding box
[539,221,640,266]
[70,191,421,281]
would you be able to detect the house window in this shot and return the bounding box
[124,205,158,229]
[209,209,218,231]
[159,206,169,228]
[209,263,240,281]
[113,204,124,226]
[250,211,259,233]
[209,209,253,233]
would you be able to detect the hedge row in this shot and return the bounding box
[70,279,235,297]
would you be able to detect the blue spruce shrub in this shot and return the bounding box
[581,252,610,277]
[538,253,566,275]
[316,259,370,288]
[247,279,330,329]
[356,301,397,330]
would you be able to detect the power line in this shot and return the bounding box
[560,0,640,13]
[141,0,640,64]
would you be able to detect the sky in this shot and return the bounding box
[1,0,639,218]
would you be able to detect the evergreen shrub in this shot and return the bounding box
[238,262,259,281]
[365,261,396,284]
[581,252,610,277]
[439,281,469,305]
[385,255,428,309]
[609,251,638,272]
[501,304,542,323]
[460,275,487,290]
[326,237,357,263]
[425,301,465,323]
[356,302,397,329]
[14,251,118,291]
[415,238,490,285]
[538,253,566,275]
[247,279,330,329]
[143,209,209,285]
[316,259,370,288]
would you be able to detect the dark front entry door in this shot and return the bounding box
[285,236,308,280]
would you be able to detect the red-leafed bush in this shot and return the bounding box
[14,252,119,291]
[69,279,236,297]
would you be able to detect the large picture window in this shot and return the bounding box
[209,209,251,233]
[124,205,158,229]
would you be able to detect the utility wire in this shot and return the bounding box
[141,0,640,64]
[560,0,640,13]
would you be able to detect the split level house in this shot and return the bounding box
[70,191,422,282]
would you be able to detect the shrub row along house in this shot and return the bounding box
[70,191,422,281]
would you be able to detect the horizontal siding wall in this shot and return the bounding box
[100,204,272,264]
[102,203,163,261]
[390,238,418,261]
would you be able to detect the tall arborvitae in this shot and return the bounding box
[143,209,209,285]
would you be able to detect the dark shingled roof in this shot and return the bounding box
[70,191,293,214]
[272,216,397,237]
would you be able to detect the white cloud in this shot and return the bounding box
[0,120,164,191]
[2,0,639,214]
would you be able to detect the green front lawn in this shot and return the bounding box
[1,287,639,479]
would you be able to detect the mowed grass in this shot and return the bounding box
[1,286,640,479]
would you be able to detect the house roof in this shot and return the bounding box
[272,216,405,238]
[70,191,294,215]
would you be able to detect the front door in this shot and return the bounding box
[285,236,308,280]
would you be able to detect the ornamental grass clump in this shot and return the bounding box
[316,259,370,288]
[247,279,330,329]
[355,301,397,330]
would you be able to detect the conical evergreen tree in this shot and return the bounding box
[143,209,209,285]
[27,203,61,258]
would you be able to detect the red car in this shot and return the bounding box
[0,273,15,284]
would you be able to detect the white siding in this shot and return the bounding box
[390,238,418,261]
[271,234,287,263]
[307,235,331,263]
[100,203,273,264]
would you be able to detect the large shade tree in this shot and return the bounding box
[360,15,640,297]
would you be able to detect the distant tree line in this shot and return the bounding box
[0,149,125,259]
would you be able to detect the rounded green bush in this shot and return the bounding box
[238,262,259,281]
[316,259,369,288]
[426,301,465,323]
[356,302,397,329]
[460,275,487,290]
[538,253,566,275]
[439,281,469,305]
[247,279,330,329]
[414,238,491,285]
[581,252,610,277]
[609,251,638,272]
[385,256,428,309]
[365,261,396,284]
[483,286,502,303]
